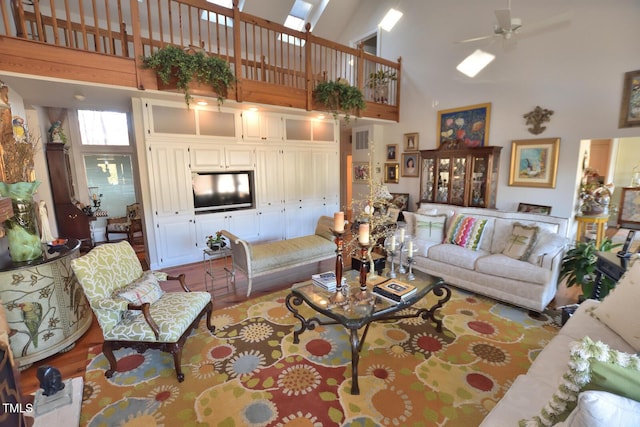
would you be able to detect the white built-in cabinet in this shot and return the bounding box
[142,99,339,268]
[241,111,283,142]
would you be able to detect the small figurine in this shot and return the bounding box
[37,365,65,396]
[48,120,67,144]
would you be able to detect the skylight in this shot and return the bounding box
[280,0,329,44]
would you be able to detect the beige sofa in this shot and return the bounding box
[403,204,569,313]
[221,216,336,296]
[481,261,640,426]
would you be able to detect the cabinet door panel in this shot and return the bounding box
[257,208,285,242]
[156,215,197,266]
[226,147,254,168]
[256,149,284,207]
[227,211,260,241]
[150,144,192,216]
[191,146,224,170]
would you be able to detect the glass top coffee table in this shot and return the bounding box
[285,269,451,395]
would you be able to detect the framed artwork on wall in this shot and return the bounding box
[619,69,640,128]
[517,203,552,215]
[404,133,419,151]
[401,152,419,177]
[508,138,560,188]
[386,144,398,160]
[437,102,491,148]
[384,163,399,183]
[352,162,370,183]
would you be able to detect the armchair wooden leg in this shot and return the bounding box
[205,302,215,333]
[103,341,117,378]
[171,343,185,382]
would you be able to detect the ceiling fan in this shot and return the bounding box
[455,1,571,45]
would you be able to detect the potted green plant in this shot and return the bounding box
[558,239,620,300]
[206,231,227,251]
[367,69,397,103]
[142,45,235,107]
[313,78,365,123]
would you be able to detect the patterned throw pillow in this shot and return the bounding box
[445,214,488,250]
[114,272,164,305]
[502,223,539,261]
[415,213,447,243]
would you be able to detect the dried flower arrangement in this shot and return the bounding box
[2,132,39,184]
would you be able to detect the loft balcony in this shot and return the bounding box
[0,0,400,121]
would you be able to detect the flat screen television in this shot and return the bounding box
[192,171,255,213]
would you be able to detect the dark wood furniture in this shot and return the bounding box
[45,143,95,251]
[592,251,630,300]
[419,145,502,208]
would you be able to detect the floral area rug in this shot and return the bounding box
[80,286,560,426]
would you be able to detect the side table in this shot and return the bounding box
[575,214,609,247]
[202,247,235,297]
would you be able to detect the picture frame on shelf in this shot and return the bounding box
[404,133,419,151]
[352,162,370,183]
[508,138,560,188]
[386,144,398,161]
[437,102,491,148]
[384,163,399,183]
[401,152,419,177]
[618,69,640,128]
[517,202,552,215]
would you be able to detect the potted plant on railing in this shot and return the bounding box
[367,69,397,104]
[313,78,365,123]
[558,238,620,301]
[142,45,235,107]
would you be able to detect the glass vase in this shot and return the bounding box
[0,181,43,262]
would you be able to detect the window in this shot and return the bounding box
[280,0,329,45]
[83,155,136,218]
[78,110,130,146]
[202,0,245,25]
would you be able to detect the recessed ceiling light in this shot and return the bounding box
[196,100,208,106]
[248,107,259,112]
[74,94,86,101]
[317,114,325,120]
[380,8,403,31]
[456,49,495,78]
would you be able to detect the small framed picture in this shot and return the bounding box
[401,153,419,177]
[386,144,398,160]
[384,163,399,183]
[353,162,370,183]
[404,132,419,151]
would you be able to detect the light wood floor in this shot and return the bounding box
[17,245,587,396]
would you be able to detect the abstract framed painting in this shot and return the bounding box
[437,102,491,147]
[508,138,560,188]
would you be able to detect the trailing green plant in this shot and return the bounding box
[366,69,397,89]
[313,78,365,123]
[558,238,621,300]
[142,45,235,107]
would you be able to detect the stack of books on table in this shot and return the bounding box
[311,272,346,292]
[373,280,417,303]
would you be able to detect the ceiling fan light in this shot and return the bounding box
[456,49,495,78]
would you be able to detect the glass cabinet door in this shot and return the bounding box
[420,158,435,202]
[470,155,488,207]
[450,156,466,205]
[436,158,450,203]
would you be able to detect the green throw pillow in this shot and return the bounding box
[415,213,447,243]
[502,223,539,261]
[519,336,640,427]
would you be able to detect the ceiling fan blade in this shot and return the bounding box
[519,10,573,35]
[494,8,512,31]
[455,34,496,44]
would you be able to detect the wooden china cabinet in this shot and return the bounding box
[419,144,502,208]
[45,142,95,250]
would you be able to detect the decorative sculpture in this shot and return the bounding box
[523,106,554,135]
[36,365,65,396]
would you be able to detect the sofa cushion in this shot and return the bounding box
[427,243,489,270]
[251,235,335,274]
[591,262,640,351]
[563,391,640,427]
[114,271,164,305]
[314,215,335,241]
[527,231,567,265]
[414,213,447,243]
[475,254,550,285]
[491,218,560,254]
[520,336,640,426]
[445,214,488,250]
[502,222,539,261]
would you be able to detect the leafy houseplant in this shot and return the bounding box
[558,239,620,300]
[142,45,235,107]
[206,231,227,250]
[313,78,365,123]
[367,69,397,103]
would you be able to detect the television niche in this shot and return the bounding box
[192,170,255,213]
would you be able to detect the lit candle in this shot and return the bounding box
[358,223,370,245]
[390,235,396,251]
[333,211,344,233]
[399,227,406,243]
[408,241,414,257]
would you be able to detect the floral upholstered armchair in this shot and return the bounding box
[70,241,214,382]
[105,202,142,242]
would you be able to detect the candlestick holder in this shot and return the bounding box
[331,229,346,304]
[386,249,397,278]
[406,257,416,281]
[356,243,371,300]
[397,241,407,274]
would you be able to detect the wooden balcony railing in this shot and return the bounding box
[0,0,400,121]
